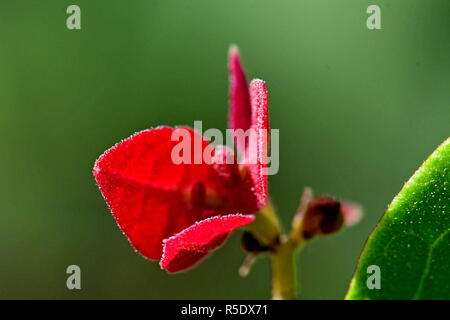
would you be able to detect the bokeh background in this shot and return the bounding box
[0,0,449,299]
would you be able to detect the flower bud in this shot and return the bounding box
[301,196,344,239]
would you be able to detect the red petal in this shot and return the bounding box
[160,214,255,273]
[245,79,269,208]
[94,127,209,191]
[94,127,220,260]
[93,127,259,261]
[228,46,251,152]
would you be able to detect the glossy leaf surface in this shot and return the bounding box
[346,138,450,299]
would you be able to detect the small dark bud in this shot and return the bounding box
[241,231,271,253]
[301,196,344,239]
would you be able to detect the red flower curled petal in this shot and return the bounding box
[93,126,260,261]
[94,127,226,260]
[244,79,269,209]
[160,214,255,273]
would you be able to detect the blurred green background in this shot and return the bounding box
[0,0,449,299]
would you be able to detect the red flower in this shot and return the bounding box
[93,47,270,273]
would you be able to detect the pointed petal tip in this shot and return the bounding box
[228,45,245,72]
[228,44,239,56]
[228,45,251,133]
[228,45,241,67]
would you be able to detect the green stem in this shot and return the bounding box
[270,237,299,300]
[244,199,305,299]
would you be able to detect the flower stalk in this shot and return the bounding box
[246,200,305,300]
[270,236,300,300]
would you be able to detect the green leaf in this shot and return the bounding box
[346,137,450,300]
